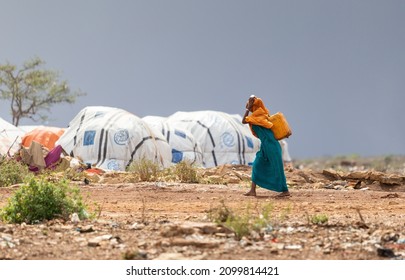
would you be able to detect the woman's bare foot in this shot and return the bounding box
[243,191,256,196]
[275,191,291,198]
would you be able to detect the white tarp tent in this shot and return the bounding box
[142,116,203,166]
[279,139,292,163]
[0,117,24,156]
[167,111,261,167]
[56,106,172,171]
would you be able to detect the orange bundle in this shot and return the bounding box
[22,127,65,150]
[244,98,292,140]
[244,98,273,137]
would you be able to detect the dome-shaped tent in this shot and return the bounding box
[0,117,24,156]
[167,111,260,168]
[56,106,172,171]
[143,116,203,165]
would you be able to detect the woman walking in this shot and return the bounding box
[242,95,290,197]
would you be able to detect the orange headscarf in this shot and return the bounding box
[244,98,273,137]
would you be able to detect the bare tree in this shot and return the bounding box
[0,57,85,126]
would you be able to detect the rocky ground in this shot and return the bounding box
[1,163,405,260]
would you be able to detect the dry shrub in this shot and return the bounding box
[127,159,163,182]
[172,160,200,183]
[0,157,32,187]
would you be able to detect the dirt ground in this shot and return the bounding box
[1,166,405,260]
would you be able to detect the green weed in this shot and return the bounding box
[310,214,329,225]
[1,178,88,224]
[0,157,32,187]
[225,212,251,241]
[208,200,232,223]
[208,200,276,240]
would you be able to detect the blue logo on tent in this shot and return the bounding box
[107,160,120,170]
[245,136,254,149]
[83,130,96,146]
[114,129,129,145]
[221,132,235,147]
[174,129,186,139]
[172,149,184,163]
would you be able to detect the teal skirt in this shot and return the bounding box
[251,125,288,192]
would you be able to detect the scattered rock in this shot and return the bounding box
[123,250,148,260]
[353,181,367,190]
[346,171,370,180]
[381,232,400,243]
[322,169,343,180]
[380,175,404,185]
[130,223,145,230]
[71,213,80,224]
[169,237,222,248]
[88,235,113,247]
[110,222,119,228]
[381,193,399,199]
[239,237,253,247]
[0,233,18,249]
[77,225,94,233]
[153,253,189,260]
[312,182,325,189]
[377,247,397,258]
[160,224,196,237]
[285,244,303,250]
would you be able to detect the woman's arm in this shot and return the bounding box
[242,98,254,124]
[242,108,250,124]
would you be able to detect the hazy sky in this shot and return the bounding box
[1,0,404,159]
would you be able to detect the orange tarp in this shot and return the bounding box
[22,127,65,150]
